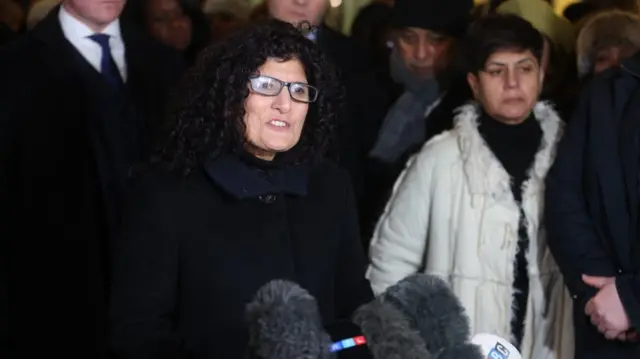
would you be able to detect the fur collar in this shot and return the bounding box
[453,101,564,203]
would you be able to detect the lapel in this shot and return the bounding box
[119,21,154,110]
[617,80,640,245]
[118,20,182,134]
[119,21,147,100]
[30,7,108,138]
[590,66,640,266]
[32,7,121,95]
[454,101,563,204]
[32,7,86,83]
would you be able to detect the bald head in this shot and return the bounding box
[266,0,328,27]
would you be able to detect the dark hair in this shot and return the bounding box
[351,2,393,68]
[150,19,343,175]
[462,14,544,74]
[123,0,211,65]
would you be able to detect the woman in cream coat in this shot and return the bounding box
[367,15,574,359]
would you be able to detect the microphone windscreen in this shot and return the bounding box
[382,274,471,351]
[324,321,373,359]
[470,333,522,359]
[245,279,334,359]
[352,300,433,359]
[434,343,483,359]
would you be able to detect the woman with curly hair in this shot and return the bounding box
[109,19,373,359]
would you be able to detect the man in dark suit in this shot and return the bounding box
[0,0,183,356]
[545,52,640,358]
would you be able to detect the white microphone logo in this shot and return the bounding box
[470,333,522,359]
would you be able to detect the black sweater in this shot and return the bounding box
[109,153,373,359]
[478,112,542,349]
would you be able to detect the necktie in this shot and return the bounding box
[88,33,123,88]
[305,28,318,42]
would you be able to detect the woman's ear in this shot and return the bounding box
[467,72,480,100]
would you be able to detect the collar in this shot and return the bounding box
[59,4,122,41]
[453,101,563,201]
[203,154,309,199]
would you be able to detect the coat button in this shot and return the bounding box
[259,194,277,204]
[617,268,624,274]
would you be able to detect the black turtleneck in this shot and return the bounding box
[478,112,542,203]
[478,111,543,349]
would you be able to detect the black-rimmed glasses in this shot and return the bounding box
[248,75,319,103]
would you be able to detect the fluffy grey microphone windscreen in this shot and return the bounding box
[245,280,334,359]
[381,274,472,354]
[434,343,483,359]
[352,299,434,359]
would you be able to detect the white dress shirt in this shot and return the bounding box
[58,5,127,81]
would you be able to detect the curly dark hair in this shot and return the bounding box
[150,20,344,175]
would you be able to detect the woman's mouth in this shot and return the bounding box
[268,119,290,129]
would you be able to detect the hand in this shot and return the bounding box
[583,275,631,340]
[615,331,639,342]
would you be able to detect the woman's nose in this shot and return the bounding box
[505,70,519,88]
[272,89,292,113]
[414,42,433,62]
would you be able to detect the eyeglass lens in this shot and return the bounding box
[249,76,318,103]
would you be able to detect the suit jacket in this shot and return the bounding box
[316,26,389,201]
[545,52,640,358]
[0,8,184,358]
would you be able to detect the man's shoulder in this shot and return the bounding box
[124,28,183,65]
[588,54,640,89]
[0,33,50,99]
[581,58,640,121]
[0,32,41,67]
[121,25,185,84]
[318,25,351,47]
[318,25,372,73]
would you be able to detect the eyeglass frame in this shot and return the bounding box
[248,75,319,103]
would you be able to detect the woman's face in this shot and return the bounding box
[146,0,192,51]
[467,49,543,124]
[243,58,310,160]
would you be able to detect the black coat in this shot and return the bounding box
[0,8,183,358]
[0,23,16,48]
[110,154,374,359]
[545,52,640,358]
[317,26,389,201]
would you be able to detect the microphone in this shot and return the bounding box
[327,273,476,359]
[350,299,433,359]
[244,279,335,359]
[381,274,482,359]
[324,320,373,358]
[471,334,522,359]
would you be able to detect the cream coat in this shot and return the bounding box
[367,102,574,359]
